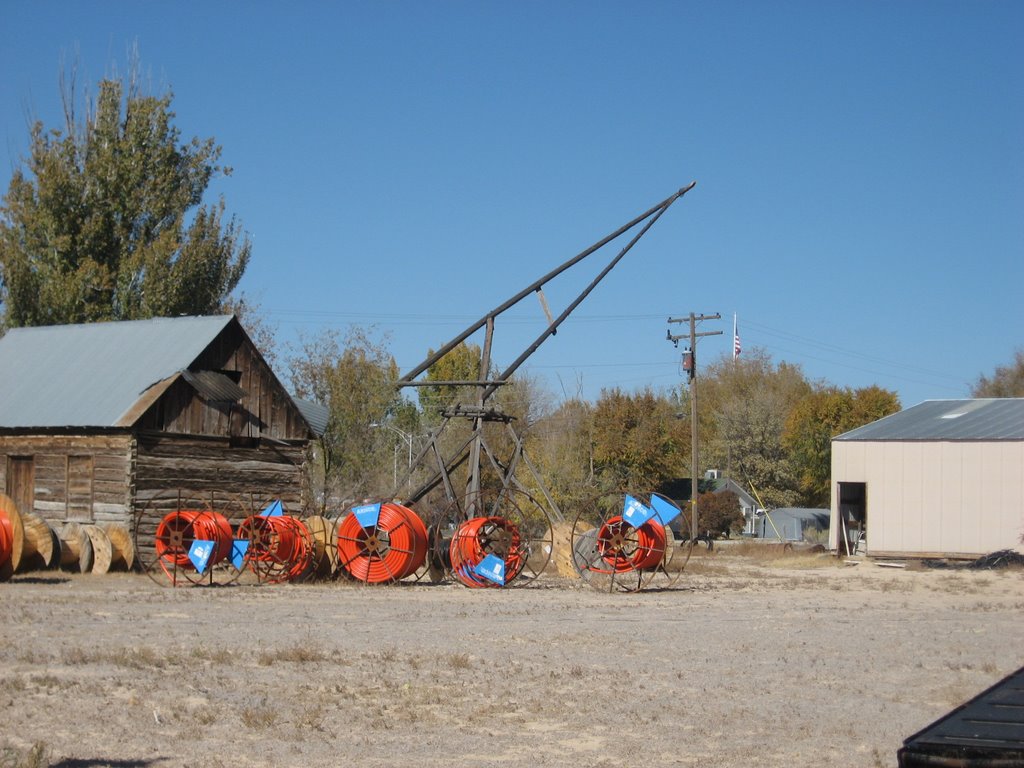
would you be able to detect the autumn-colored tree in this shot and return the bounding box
[783,385,900,506]
[527,397,601,516]
[591,387,688,490]
[695,490,743,538]
[695,349,811,508]
[972,348,1024,397]
[0,64,248,327]
[288,327,402,512]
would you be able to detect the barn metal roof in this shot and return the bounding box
[0,315,236,428]
[835,398,1024,442]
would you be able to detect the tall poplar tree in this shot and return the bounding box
[0,67,249,327]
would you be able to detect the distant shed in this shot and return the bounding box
[0,315,322,538]
[830,398,1024,558]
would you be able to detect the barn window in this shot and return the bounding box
[66,455,94,522]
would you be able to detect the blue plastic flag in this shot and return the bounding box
[622,494,655,527]
[188,539,216,573]
[649,494,681,525]
[231,538,250,571]
[260,499,284,517]
[474,554,506,585]
[353,502,381,529]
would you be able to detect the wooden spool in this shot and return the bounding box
[99,522,135,571]
[305,515,339,578]
[82,525,113,575]
[17,509,59,572]
[0,493,23,581]
[59,522,95,574]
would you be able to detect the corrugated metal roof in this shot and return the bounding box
[181,369,248,403]
[0,315,234,428]
[293,398,329,437]
[835,398,1024,442]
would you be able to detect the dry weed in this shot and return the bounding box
[240,705,278,729]
[0,742,48,768]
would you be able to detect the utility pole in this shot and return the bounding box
[667,312,721,542]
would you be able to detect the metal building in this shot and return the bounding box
[830,398,1024,558]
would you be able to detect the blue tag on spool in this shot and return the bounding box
[260,499,284,517]
[353,502,381,529]
[474,554,506,585]
[231,538,250,570]
[649,494,681,525]
[622,494,655,527]
[188,539,216,573]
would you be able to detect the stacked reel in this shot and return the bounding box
[570,491,687,592]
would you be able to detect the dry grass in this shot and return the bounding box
[0,742,48,768]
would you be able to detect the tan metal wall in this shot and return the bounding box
[830,440,1024,557]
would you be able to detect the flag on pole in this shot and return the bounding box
[733,314,741,359]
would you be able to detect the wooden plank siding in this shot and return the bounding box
[0,434,133,524]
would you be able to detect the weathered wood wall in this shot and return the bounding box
[0,434,133,526]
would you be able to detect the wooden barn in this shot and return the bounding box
[0,315,323,566]
[830,398,1024,559]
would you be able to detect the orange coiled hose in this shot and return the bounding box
[337,503,427,584]
[154,509,233,573]
[236,514,312,583]
[594,515,666,573]
[0,507,12,570]
[449,516,525,588]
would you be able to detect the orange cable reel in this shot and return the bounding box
[235,500,313,584]
[336,501,427,584]
[153,508,234,585]
[0,505,13,575]
[449,516,526,588]
[592,494,669,574]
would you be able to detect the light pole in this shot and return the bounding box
[371,422,414,487]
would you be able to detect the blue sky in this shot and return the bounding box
[2,1,1021,409]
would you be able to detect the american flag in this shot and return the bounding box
[733,314,741,359]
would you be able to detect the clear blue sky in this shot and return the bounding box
[2,1,1021,409]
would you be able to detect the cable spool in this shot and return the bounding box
[236,513,313,584]
[449,516,526,588]
[151,509,235,586]
[58,522,94,574]
[595,515,666,572]
[570,491,684,593]
[426,488,553,587]
[304,515,339,579]
[0,503,13,581]
[336,502,427,584]
[0,494,23,582]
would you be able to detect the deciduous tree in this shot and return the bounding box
[0,64,249,327]
[972,348,1024,397]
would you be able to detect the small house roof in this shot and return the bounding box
[834,398,1024,442]
[0,315,319,436]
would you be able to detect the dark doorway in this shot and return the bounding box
[837,481,867,555]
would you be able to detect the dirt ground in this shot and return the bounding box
[1,548,1022,768]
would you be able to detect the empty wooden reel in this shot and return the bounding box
[304,515,339,578]
[100,522,135,571]
[59,521,95,574]
[82,525,113,575]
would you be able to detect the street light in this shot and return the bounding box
[370,422,414,486]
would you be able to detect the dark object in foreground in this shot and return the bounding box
[898,665,1024,767]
